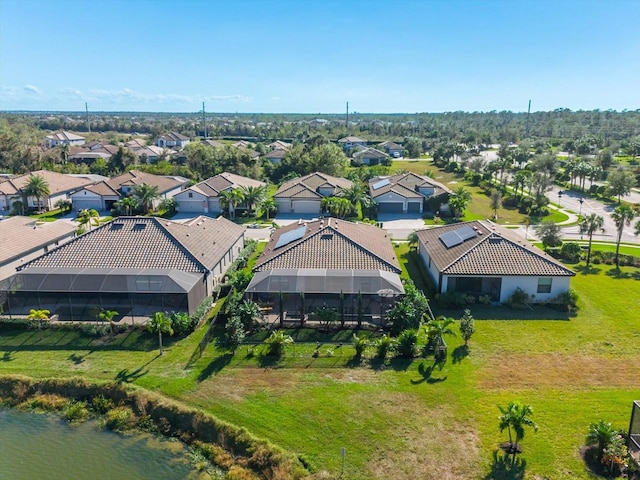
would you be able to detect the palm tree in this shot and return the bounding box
[264,330,294,357]
[259,197,278,220]
[490,189,502,219]
[498,401,538,460]
[586,420,618,460]
[28,308,51,340]
[115,196,138,216]
[407,231,419,250]
[25,174,50,212]
[240,185,266,216]
[219,188,245,219]
[610,205,635,268]
[147,311,173,355]
[132,183,160,214]
[579,213,605,268]
[448,187,472,221]
[339,184,369,218]
[98,309,119,334]
[424,316,457,361]
[77,209,100,232]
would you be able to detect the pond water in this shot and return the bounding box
[0,409,200,480]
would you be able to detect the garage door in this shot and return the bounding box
[378,202,403,213]
[178,200,206,213]
[293,201,320,214]
[73,199,102,211]
[407,202,422,213]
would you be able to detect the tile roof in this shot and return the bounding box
[202,139,225,148]
[105,170,189,194]
[379,141,403,150]
[274,172,352,198]
[45,131,85,142]
[416,221,575,277]
[264,149,287,159]
[354,147,389,159]
[255,218,400,273]
[268,140,292,150]
[183,172,266,199]
[369,172,452,199]
[20,216,244,272]
[0,170,97,196]
[0,216,77,265]
[159,131,189,142]
[338,136,367,143]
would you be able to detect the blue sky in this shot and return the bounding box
[1,0,638,113]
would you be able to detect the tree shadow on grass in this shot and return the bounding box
[410,360,447,384]
[345,354,364,368]
[197,353,233,382]
[605,266,640,280]
[68,352,86,365]
[1,350,14,362]
[452,344,469,364]
[114,355,158,383]
[388,357,413,372]
[483,450,526,480]
[258,354,282,369]
[575,265,602,275]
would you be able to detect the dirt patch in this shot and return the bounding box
[365,398,481,480]
[477,353,640,390]
[190,369,300,403]
[321,369,383,385]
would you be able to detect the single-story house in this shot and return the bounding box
[369,172,452,214]
[264,149,287,164]
[267,140,292,151]
[174,172,266,215]
[416,221,575,303]
[0,216,245,319]
[0,170,103,212]
[44,131,86,148]
[156,131,190,149]
[230,141,261,160]
[245,218,404,324]
[201,139,225,148]
[0,216,77,281]
[70,170,189,212]
[353,147,389,166]
[379,141,404,158]
[338,136,367,152]
[274,172,353,215]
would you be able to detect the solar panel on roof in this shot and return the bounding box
[439,230,463,248]
[275,225,307,249]
[372,178,391,190]
[456,225,478,241]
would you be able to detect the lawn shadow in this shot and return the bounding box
[483,450,526,480]
[388,357,413,372]
[114,355,158,383]
[197,353,233,382]
[452,344,469,364]
[1,350,14,362]
[68,352,86,365]
[575,265,602,275]
[345,354,364,368]
[258,354,282,369]
[410,360,447,384]
[605,266,640,280]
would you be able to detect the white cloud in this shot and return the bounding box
[23,85,41,95]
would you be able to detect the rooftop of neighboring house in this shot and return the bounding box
[0,170,98,197]
[368,172,452,198]
[201,139,225,148]
[338,135,367,143]
[158,131,190,142]
[0,216,77,265]
[353,147,388,159]
[274,172,353,199]
[267,140,292,150]
[81,170,189,197]
[264,149,287,159]
[254,217,400,273]
[44,131,85,142]
[20,216,244,273]
[185,172,266,198]
[379,141,403,150]
[416,220,575,277]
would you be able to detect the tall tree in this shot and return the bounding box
[339,183,370,218]
[610,205,635,268]
[132,183,160,214]
[147,311,173,355]
[535,222,563,250]
[240,185,266,216]
[259,197,278,220]
[607,167,636,203]
[115,196,138,215]
[24,174,50,212]
[490,189,502,219]
[498,402,538,460]
[579,213,605,268]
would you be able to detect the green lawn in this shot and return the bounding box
[1,264,639,479]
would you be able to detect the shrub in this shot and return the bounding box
[507,287,529,307]
[352,333,368,357]
[63,400,89,423]
[551,289,579,312]
[263,330,293,357]
[478,295,492,305]
[104,406,136,431]
[374,334,395,359]
[91,394,114,414]
[395,329,418,358]
[561,242,582,262]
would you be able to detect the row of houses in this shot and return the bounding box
[0,213,574,321]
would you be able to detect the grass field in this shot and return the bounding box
[1,260,639,479]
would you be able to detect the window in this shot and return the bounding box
[135,275,163,291]
[188,192,193,198]
[537,277,552,294]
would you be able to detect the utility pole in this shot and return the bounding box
[525,99,531,139]
[85,102,91,133]
[202,101,207,138]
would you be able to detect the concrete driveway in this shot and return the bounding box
[378,214,426,240]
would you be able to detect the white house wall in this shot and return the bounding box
[275,198,292,213]
[418,244,442,290]
[498,275,571,303]
[375,191,410,211]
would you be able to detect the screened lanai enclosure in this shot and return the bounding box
[245,268,404,326]
[0,267,207,321]
[630,401,640,464]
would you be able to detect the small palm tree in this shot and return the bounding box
[25,174,50,212]
[77,209,99,232]
[425,316,457,361]
[132,183,160,214]
[147,312,173,355]
[586,420,618,461]
[28,308,51,340]
[98,309,119,334]
[498,401,538,460]
[115,196,138,216]
[260,197,278,220]
[448,187,472,221]
[579,213,605,268]
[240,185,266,216]
[339,183,369,218]
[610,205,635,268]
[407,231,419,250]
[264,330,294,357]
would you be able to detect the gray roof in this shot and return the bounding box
[353,147,388,159]
[0,216,77,265]
[369,172,452,199]
[338,136,367,143]
[20,216,244,273]
[159,131,189,142]
[274,172,352,199]
[416,221,575,277]
[184,172,265,199]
